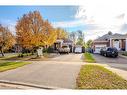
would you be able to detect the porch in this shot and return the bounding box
[110,38,127,51]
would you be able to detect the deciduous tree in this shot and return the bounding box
[0,24,15,56]
[42,20,57,47]
[76,30,85,46]
[16,11,57,52]
[86,39,93,48]
[55,28,68,39]
[16,11,44,49]
[69,31,77,44]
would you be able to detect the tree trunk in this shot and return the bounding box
[0,48,4,57]
[45,45,48,49]
[31,48,34,55]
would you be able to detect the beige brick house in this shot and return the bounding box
[93,32,127,53]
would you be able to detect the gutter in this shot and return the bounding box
[119,54,127,59]
[0,80,66,89]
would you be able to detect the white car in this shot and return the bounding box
[59,45,70,54]
[74,46,82,53]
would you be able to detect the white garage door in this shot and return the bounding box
[94,44,107,53]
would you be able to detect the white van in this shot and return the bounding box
[74,45,82,53]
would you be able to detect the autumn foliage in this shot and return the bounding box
[16,11,57,49]
[55,28,68,39]
[0,24,15,56]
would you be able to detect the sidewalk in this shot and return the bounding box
[95,63,127,81]
[119,54,127,59]
[106,67,127,80]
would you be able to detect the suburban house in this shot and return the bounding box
[54,38,74,52]
[14,44,23,53]
[93,32,127,53]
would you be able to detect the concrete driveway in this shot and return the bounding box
[0,54,83,89]
[93,54,127,71]
[50,53,83,62]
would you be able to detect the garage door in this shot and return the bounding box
[94,44,107,53]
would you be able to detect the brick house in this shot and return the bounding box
[93,32,127,53]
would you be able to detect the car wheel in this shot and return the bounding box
[112,54,115,58]
[104,53,107,57]
[114,55,118,58]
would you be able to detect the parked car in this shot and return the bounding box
[100,47,118,57]
[74,45,82,53]
[58,45,70,54]
[87,48,93,53]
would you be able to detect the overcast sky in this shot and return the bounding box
[0,0,127,41]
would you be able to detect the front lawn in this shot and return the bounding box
[0,62,31,72]
[84,53,96,63]
[122,52,127,56]
[76,65,127,89]
[0,53,35,61]
[0,54,18,60]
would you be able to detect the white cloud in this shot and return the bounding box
[52,19,85,28]
[75,0,127,41]
[0,19,16,35]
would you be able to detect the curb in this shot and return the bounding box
[105,67,127,81]
[0,80,66,89]
[85,62,109,67]
[119,54,127,59]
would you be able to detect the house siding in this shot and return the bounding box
[93,33,127,51]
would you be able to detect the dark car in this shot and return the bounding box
[100,47,118,57]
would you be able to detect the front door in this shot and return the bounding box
[113,40,120,50]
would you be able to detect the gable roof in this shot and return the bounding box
[110,33,127,39]
[94,34,112,41]
[94,33,127,41]
[63,38,73,43]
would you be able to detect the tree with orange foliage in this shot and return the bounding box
[16,11,43,49]
[16,11,57,53]
[0,24,15,56]
[42,20,57,48]
[55,28,68,39]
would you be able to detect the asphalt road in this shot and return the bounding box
[93,54,127,71]
[0,54,83,89]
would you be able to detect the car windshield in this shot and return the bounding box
[107,48,117,51]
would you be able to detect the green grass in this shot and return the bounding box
[122,52,127,56]
[0,62,31,72]
[76,65,127,89]
[0,54,18,60]
[84,53,96,63]
[0,53,34,61]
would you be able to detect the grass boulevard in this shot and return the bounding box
[76,64,127,89]
[0,61,30,72]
